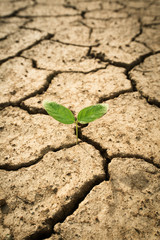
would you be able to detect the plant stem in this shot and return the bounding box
[76,120,78,144]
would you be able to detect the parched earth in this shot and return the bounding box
[0,0,160,239]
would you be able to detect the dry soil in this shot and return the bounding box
[0,0,160,240]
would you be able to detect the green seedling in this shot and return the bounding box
[43,101,108,144]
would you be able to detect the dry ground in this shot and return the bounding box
[0,0,160,239]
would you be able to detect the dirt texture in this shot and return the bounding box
[0,143,105,239]
[81,92,160,166]
[0,57,52,106]
[130,54,160,104]
[22,40,105,72]
[0,107,75,168]
[54,158,160,240]
[22,65,132,115]
[0,0,160,240]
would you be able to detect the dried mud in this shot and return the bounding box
[0,0,160,239]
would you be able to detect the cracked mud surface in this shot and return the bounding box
[0,0,160,239]
[54,158,160,240]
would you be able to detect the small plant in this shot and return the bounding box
[43,101,108,144]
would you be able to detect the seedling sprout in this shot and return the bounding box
[43,101,108,144]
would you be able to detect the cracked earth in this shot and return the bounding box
[0,0,160,239]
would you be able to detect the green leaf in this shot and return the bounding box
[77,104,108,124]
[43,101,75,124]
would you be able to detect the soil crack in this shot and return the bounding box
[63,4,77,11]
[51,39,99,48]
[139,93,160,108]
[109,153,160,169]
[0,32,54,65]
[0,4,35,19]
[0,71,59,110]
[78,129,111,181]
[0,65,110,112]
[89,49,156,71]
[131,18,143,42]
[25,177,105,240]
[19,26,43,33]
[98,88,133,103]
[0,143,77,171]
